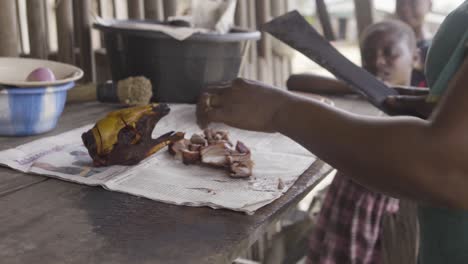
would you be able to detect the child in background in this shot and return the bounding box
[288,0,433,93]
[307,20,419,264]
[396,0,433,87]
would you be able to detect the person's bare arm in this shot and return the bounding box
[197,57,468,209]
[276,56,468,209]
[287,74,435,118]
[287,74,430,95]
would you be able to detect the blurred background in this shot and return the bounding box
[2,0,464,87]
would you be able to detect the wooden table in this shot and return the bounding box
[0,102,338,264]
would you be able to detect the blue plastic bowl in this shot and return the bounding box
[0,82,75,136]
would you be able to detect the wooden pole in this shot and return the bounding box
[26,0,48,58]
[113,0,128,19]
[354,0,374,37]
[98,0,114,19]
[56,0,75,64]
[144,0,164,20]
[271,0,284,87]
[15,0,25,54]
[235,0,249,28]
[282,0,292,86]
[43,0,51,53]
[235,0,250,78]
[74,0,95,82]
[316,0,335,41]
[163,0,177,20]
[247,0,258,80]
[256,0,273,84]
[127,0,144,19]
[0,0,20,56]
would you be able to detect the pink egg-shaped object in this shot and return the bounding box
[26,67,56,82]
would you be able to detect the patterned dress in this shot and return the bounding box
[307,172,399,264]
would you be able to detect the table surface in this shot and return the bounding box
[0,96,378,264]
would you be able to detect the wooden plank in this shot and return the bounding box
[0,102,331,264]
[0,159,329,264]
[0,103,115,197]
[0,172,47,198]
[127,0,144,19]
[338,17,349,40]
[163,0,177,20]
[237,0,248,81]
[316,0,335,41]
[16,0,26,54]
[56,0,75,64]
[26,0,48,59]
[235,0,249,28]
[235,0,250,78]
[98,0,115,18]
[273,58,282,87]
[256,0,273,83]
[255,0,271,59]
[281,1,292,87]
[0,0,20,56]
[271,0,289,87]
[263,215,315,263]
[281,57,291,88]
[94,48,112,84]
[247,0,258,80]
[354,0,374,37]
[43,0,53,53]
[113,0,128,19]
[72,0,81,49]
[144,0,164,20]
[74,0,95,82]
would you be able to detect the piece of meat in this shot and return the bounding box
[189,144,203,152]
[215,130,230,141]
[190,134,207,146]
[204,129,214,141]
[168,138,190,159]
[168,130,254,178]
[204,129,232,146]
[200,143,230,167]
[235,141,250,154]
[277,178,285,190]
[229,161,254,178]
[182,150,201,165]
[227,153,254,178]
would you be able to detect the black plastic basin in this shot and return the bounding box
[94,21,260,103]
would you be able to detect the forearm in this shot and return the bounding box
[287,74,354,95]
[274,93,465,208]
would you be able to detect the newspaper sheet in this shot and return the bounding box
[0,105,316,214]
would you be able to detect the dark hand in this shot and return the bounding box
[196,78,289,132]
[384,87,435,119]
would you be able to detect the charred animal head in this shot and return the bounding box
[82,104,184,166]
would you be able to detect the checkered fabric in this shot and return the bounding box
[307,172,399,264]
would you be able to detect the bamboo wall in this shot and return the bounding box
[0,0,295,87]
